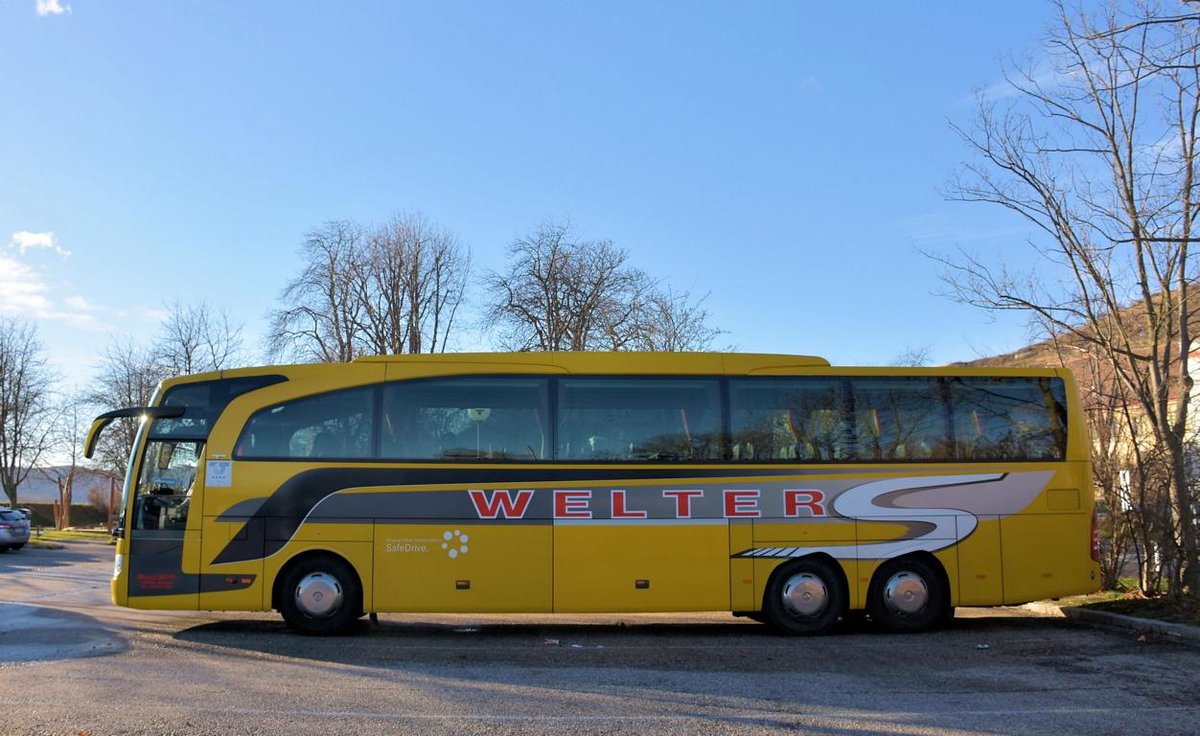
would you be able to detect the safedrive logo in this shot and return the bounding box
[441,530,469,558]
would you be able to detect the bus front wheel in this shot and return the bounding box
[277,554,362,636]
[867,556,947,634]
[761,557,846,635]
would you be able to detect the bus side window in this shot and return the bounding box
[729,378,845,463]
[235,386,375,460]
[946,377,1067,462]
[379,377,550,462]
[848,377,945,462]
[556,378,721,462]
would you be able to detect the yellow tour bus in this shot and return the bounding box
[85,352,1100,636]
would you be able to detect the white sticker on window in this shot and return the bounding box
[206,460,232,488]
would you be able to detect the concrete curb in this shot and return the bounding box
[1020,601,1066,617]
[1055,604,1200,646]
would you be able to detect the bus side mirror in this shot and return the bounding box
[84,406,186,460]
[84,417,114,460]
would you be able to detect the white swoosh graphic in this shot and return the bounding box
[739,472,1049,560]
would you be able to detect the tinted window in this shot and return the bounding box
[729,378,846,461]
[380,378,549,461]
[229,373,1068,465]
[948,377,1066,461]
[848,377,949,461]
[235,386,375,459]
[152,376,286,440]
[730,376,1068,463]
[557,378,721,461]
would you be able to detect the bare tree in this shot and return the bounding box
[484,221,719,352]
[38,390,89,528]
[0,319,57,507]
[355,213,469,355]
[155,299,244,375]
[268,216,470,361]
[889,345,934,367]
[268,220,368,363]
[484,222,630,351]
[84,337,166,479]
[940,1,1200,595]
[87,483,111,519]
[623,287,722,352]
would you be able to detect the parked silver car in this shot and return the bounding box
[0,507,30,551]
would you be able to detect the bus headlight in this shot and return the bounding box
[113,554,124,580]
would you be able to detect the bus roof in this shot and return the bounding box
[351,351,832,370]
[159,352,1075,391]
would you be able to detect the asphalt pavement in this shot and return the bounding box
[1,541,1198,736]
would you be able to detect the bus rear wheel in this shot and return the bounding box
[868,556,947,634]
[761,557,846,635]
[278,555,361,636]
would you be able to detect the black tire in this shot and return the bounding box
[277,555,362,636]
[10,544,23,551]
[761,557,846,635]
[0,545,9,553]
[867,556,947,634]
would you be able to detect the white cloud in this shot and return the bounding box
[63,295,93,311]
[0,255,55,316]
[0,238,96,328]
[900,212,1033,245]
[9,230,71,258]
[36,0,71,16]
[968,60,1081,107]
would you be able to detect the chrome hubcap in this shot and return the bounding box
[883,571,928,615]
[295,572,343,617]
[781,572,828,617]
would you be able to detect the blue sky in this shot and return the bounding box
[1,1,1062,389]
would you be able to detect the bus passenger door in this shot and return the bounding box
[125,440,202,609]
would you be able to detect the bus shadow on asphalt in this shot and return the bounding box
[170,613,1071,670]
[0,603,129,664]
